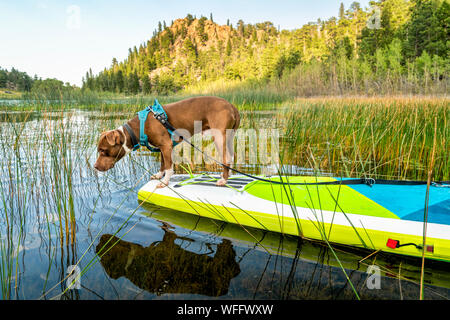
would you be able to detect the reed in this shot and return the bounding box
[280,96,449,181]
[420,116,438,300]
[0,113,32,299]
[269,161,363,300]
[0,104,151,298]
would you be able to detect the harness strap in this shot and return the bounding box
[122,99,178,153]
[151,99,180,146]
[137,107,151,148]
[122,123,139,151]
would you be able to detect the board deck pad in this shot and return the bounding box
[174,175,255,190]
[138,174,450,262]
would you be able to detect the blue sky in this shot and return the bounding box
[0,0,371,86]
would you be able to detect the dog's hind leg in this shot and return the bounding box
[225,128,236,177]
[212,130,231,186]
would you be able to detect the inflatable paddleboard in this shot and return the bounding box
[138,174,450,262]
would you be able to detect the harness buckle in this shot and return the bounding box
[154,112,167,123]
[364,178,376,187]
[432,182,450,188]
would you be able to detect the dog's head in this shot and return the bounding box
[94,130,127,172]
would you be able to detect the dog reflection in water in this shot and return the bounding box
[96,225,240,297]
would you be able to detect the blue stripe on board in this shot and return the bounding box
[402,199,450,225]
[347,183,450,225]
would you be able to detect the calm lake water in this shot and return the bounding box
[0,109,449,300]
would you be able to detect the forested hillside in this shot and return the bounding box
[82,0,449,96]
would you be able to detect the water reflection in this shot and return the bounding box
[134,204,450,299]
[96,225,240,297]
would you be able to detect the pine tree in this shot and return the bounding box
[0,69,7,88]
[226,38,232,56]
[115,70,124,92]
[339,3,345,20]
[142,75,151,94]
[127,71,140,94]
[111,58,118,70]
[186,14,194,26]
[237,20,245,36]
[183,38,197,61]
[432,0,450,58]
[404,0,438,59]
[198,17,209,44]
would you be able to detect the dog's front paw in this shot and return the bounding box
[156,182,167,188]
[151,171,164,180]
[216,178,227,186]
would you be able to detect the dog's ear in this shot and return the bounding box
[114,130,124,145]
[105,130,123,146]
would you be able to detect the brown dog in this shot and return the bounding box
[94,96,240,187]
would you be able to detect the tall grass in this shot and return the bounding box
[280,96,449,181]
[0,112,32,299]
[0,105,158,299]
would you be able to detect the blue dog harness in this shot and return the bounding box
[124,99,179,153]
